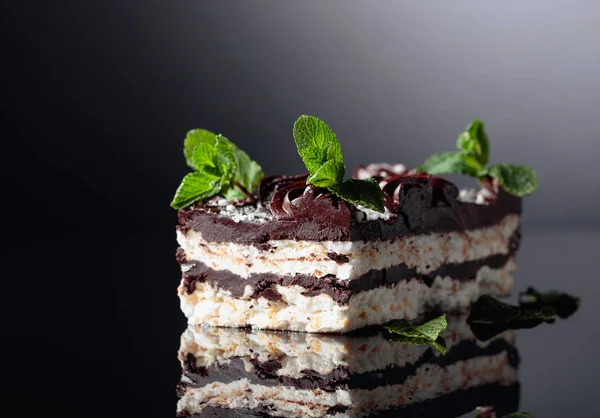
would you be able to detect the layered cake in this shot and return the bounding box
[173,116,535,332]
[175,315,520,417]
[176,166,521,332]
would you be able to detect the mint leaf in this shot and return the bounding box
[420,120,538,197]
[467,292,579,341]
[467,295,521,324]
[229,142,263,193]
[223,186,246,201]
[175,127,264,209]
[468,295,556,325]
[385,334,448,355]
[184,129,217,169]
[384,314,448,354]
[419,151,482,176]
[293,115,344,187]
[502,413,534,418]
[405,314,448,341]
[331,178,385,212]
[483,164,537,197]
[385,315,447,342]
[192,135,236,181]
[171,136,237,209]
[519,287,580,319]
[456,120,489,165]
[184,129,262,196]
[292,115,385,212]
[170,172,221,209]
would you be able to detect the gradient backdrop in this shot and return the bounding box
[3,1,599,417]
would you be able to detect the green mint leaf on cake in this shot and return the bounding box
[419,151,482,177]
[184,129,218,169]
[456,120,489,165]
[293,115,385,212]
[172,136,236,209]
[482,164,538,197]
[330,178,385,212]
[192,136,236,176]
[384,314,448,354]
[229,142,264,195]
[171,172,223,209]
[172,130,263,209]
[467,291,579,341]
[293,115,345,187]
[419,120,538,197]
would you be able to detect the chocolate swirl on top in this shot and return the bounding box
[379,173,459,213]
[259,174,352,221]
[259,167,462,219]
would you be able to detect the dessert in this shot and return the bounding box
[175,315,520,417]
[172,116,537,332]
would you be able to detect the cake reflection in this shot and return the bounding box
[176,315,519,417]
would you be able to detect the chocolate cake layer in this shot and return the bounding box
[180,338,519,392]
[177,173,521,244]
[177,383,520,418]
[178,233,518,304]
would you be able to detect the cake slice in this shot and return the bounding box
[176,168,521,332]
[172,116,536,333]
[175,315,520,417]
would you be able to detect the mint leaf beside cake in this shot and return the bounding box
[173,116,536,333]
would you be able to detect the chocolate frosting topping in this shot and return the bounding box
[177,164,521,243]
[259,173,352,223]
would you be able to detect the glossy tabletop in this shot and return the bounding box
[9,228,599,417]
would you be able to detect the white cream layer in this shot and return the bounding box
[179,259,515,333]
[179,319,515,377]
[177,351,517,418]
[177,214,518,281]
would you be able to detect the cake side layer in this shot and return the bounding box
[179,249,516,304]
[177,214,519,281]
[177,351,517,417]
[179,338,519,392]
[180,260,515,332]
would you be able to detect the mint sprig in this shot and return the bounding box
[519,287,580,319]
[457,119,489,164]
[419,120,537,197]
[467,289,580,341]
[171,130,263,209]
[483,164,537,197]
[384,314,448,354]
[293,115,385,212]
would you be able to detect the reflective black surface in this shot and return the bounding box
[9,229,598,417]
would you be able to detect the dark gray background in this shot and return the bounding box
[2,2,599,417]
[3,1,600,231]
